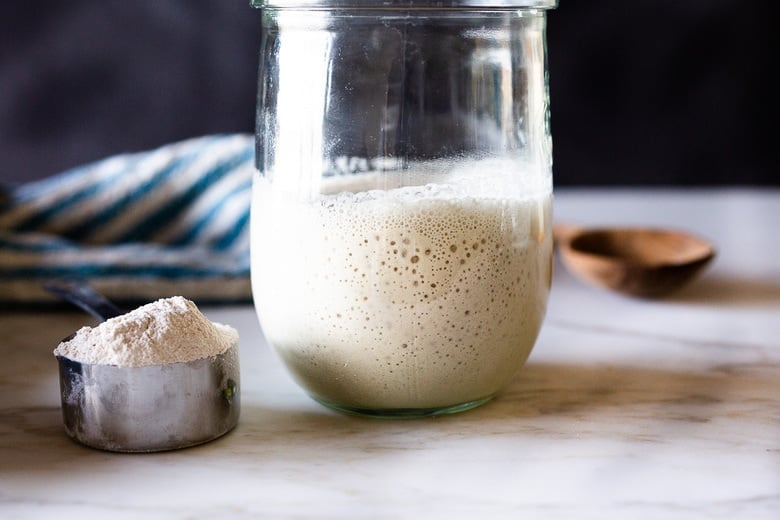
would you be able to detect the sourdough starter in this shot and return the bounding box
[251,168,552,409]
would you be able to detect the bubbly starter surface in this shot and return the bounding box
[251,170,552,409]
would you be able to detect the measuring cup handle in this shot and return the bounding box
[43,279,124,321]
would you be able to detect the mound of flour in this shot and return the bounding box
[54,296,238,367]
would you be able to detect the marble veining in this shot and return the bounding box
[1,189,778,519]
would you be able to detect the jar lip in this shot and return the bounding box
[250,0,557,9]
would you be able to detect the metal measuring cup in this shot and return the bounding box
[47,281,240,453]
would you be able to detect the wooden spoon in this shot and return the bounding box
[554,224,716,298]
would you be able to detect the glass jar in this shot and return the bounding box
[250,0,557,417]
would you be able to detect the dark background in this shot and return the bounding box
[0,1,776,187]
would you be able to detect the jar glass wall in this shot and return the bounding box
[251,1,556,417]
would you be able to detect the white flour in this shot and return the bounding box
[54,296,238,367]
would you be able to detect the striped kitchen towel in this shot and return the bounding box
[0,134,255,304]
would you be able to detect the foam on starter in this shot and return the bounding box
[252,167,553,409]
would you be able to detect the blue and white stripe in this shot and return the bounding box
[0,134,255,304]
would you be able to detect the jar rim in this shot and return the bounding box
[250,0,557,9]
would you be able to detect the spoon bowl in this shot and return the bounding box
[554,225,716,298]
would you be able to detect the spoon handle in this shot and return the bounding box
[43,279,124,322]
[552,223,582,245]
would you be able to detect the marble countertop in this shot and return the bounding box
[2,188,778,519]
